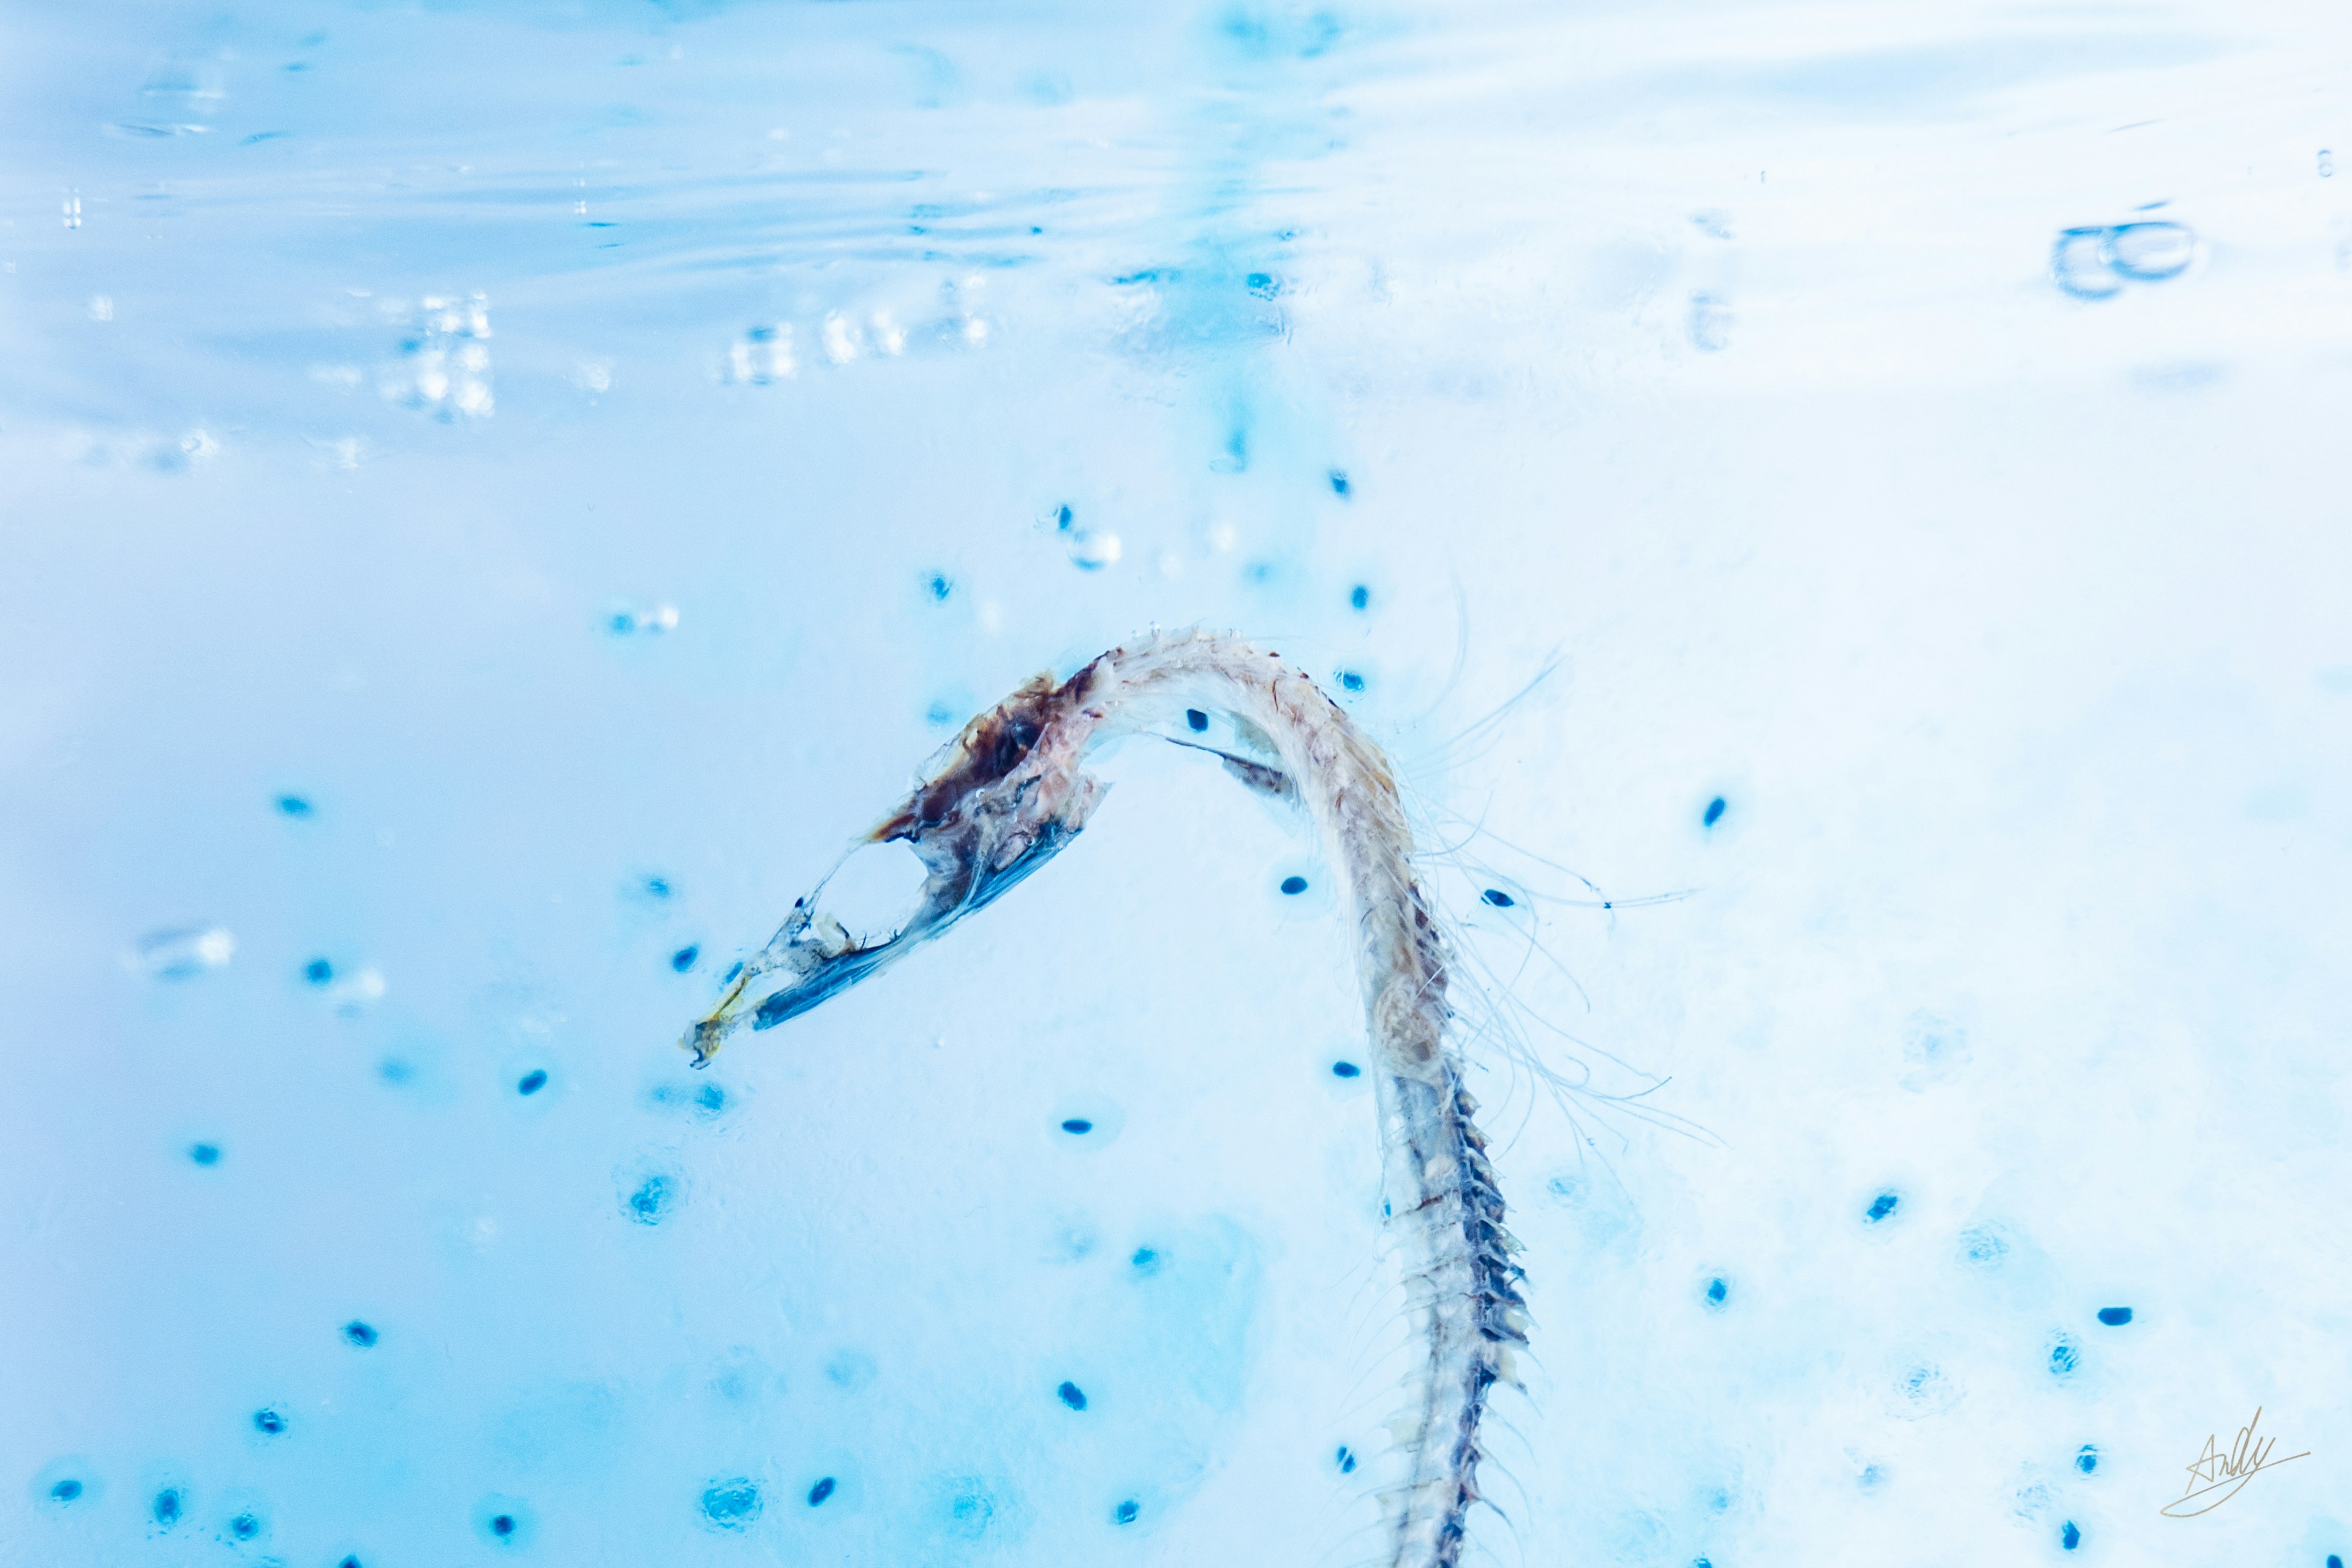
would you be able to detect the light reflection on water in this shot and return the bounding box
[6,1,2351,1565]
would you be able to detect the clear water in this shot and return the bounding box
[5,1,2349,1564]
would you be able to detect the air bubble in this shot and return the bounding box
[132,925,235,980]
[1066,527,1122,570]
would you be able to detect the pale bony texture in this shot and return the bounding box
[690,631,1526,1568]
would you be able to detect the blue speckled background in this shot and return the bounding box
[4,0,2349,1563]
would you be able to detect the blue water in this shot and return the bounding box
[5,1,2350,1564]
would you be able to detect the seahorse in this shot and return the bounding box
[684,630,1525,1568]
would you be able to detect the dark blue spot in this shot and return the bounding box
[1057,1380,1087,1409]
[1330,470,1351,498]
[1131,1247,1159,1272]
[2050,1335,2080,1376]
[1703,796,1727,827]
[1245,271,1278,298]
[643,876,672,899]
[2060,1520,2080,1550]
[1349,582,1370,610]
[1337,670,1365,692]
[670,944,699,973]
[1695,1559,1714,1568]
[342,1319,378,1348]
[304,958,334,984]
[190,1142,221,1166]
[230,1512,260,1540]
[2097,1306,2133,1326]
[927,573,953,601]
[1057,504,1073,530]
[1332,1060,1360,1078]
[1706,1277,1728,1305]
[253,1407,286,1435]
[1336,1445,1356,1474]
[1185,708,1208,732]
[2329,1555,2343,1568]
[518,1069,546,1095]
[1481,888,1515,907]
[276,794,313,817]
[1280,875,1308,895]
[1115,1498,1139,1524]
[339,1558,362,1568]
[1866,1192,1899,1223]
[807,1476,835,1507]
[490,1514,516,1537]
[1859,1463,1885,1490]
[1061,1118,1093,1134]
[154,1487,183,1525]
[628,1174,676,1224]
[701,1479,762,1529]
[609,611,636,635]
[2075,1444,2098,1474]
[696,1083,727,1114]
[49,1478,81,1502]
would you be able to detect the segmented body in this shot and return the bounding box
[690,631,1523,1567]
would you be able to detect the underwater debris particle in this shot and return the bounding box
[190,1142,221,1166]
[276,794,314,817]
[701,1479,762,1529]
[1480,888,1514,908]
[627,1173,677,1224]
[253,1407,287,1435]
[808,1477,836,1507]
[2075,1444,2098,1473]
[1332,1060,1360,1077]
[1703,796,1727,827]
[2096,1306,2133,1325]
[517,1069,547,1095]
[154,1487,183,1525]
[1280,875,1308,895]
[1866,1192,1899,1223]
[1330,470,1351,497]
[1705,1277,1728,1306]
[1060,1117,1093,1134]
[1115,1498,1139,1524]
[1057,1380,1087,1409]
[2060,1520,2081,1550]
[342,1319,379,1348]
[304,957,334,984]
[1959,1225,2008,1268]
[1185,707,1209,732]
[1337,1445,1357,1473]
[2049,1335,2080,1376]
[671,944,700,973]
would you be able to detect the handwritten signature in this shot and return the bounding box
[2160,1407,2310,1518]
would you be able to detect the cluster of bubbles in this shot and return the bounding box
[2051,222,2195,301]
